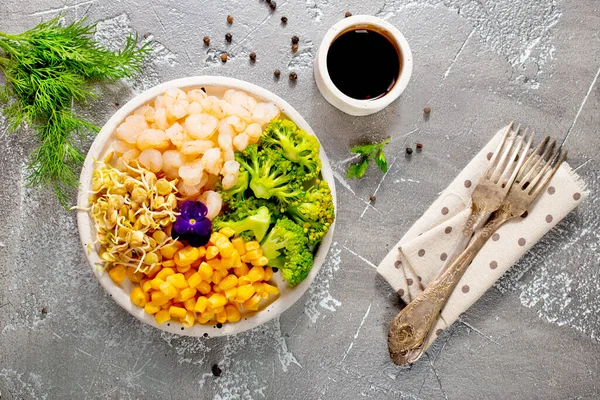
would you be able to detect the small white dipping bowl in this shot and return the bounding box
[76,76,337,337]
[314,15,413,116]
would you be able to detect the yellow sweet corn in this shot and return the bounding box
[183,270,195,280]
[236,284,255,302]
[231,237,246,255]
[238,276,252,286]
[196,281,211,295]
[198,262,213,281]
[210,232,226,245]
[160,241,184,259]
[262,283,280,295]
[211,272,222,285]
[243,293,262,310]
[108,265,126,283]
[225,304,241,323]
[144,302,160,315]
[160,300,173,310]
[174,246,200,267]
[207,293,227,309]
[130,287,149,307]
[221,255,235,269]
[219,227,236,238]
[197,311,214,324]
[218,274,238,291]
[169,306,187,319]
[150,278,165,290]
[251,256,269,267]
[176,264,192,273]
[166,273,188,289]
[245,249,263,260]
[126,267,144,283]
[182,311,195,328]
[177,287,197,302]
[187,272,202,288]
[233,264,250,278]
[154,310,171,324]
[216,309,227,324]
[152,230,168,243]
[162,260,176,268]
[245,241,260,251]
[206,245,219,260]
[264,267,273,281]
[145,263,161,278]
[224,287,237,301]
[141,280,152,294]
[248,266,265,282]
[184,297,197,311]
[194,296,208,313]
[159,282,178,299]
[156,267,175,281]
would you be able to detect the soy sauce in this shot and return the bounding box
[327,28,401,100]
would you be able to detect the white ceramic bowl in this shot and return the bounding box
[314,15,413,116]
[76,76,337,337]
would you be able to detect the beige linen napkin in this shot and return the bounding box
[377,126,588,349]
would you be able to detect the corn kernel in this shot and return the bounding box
[166,273,188,289]
[233,252,243,268]
[206,245,219,260]
[216,309,227,324]
[261,291,270,300]
[196,246,207,259]
[154,310,171,324]
[191,258,203,268]
[252,282,265,294]
[161,300,173,310]
[151,291,170,306]
[233,264,250,277]
[196,281,211,294]
[212,306,224,314]
[236,284,255,302]
[144,302,160,315]
[130,287,149,307]
[150,278,165,290]
[207,258,222,270]
[243,293,262,310]
[182,311,195,328]
[207,293,227,309]
[156,267,175,281]
[245,241,260,251]
[210,232,226,245]
[232,237,246,255]
[169,306,187,319]
[174,246,200,267]
[162,260,176,268]
[198,262,213,280]
[211,272,222,285]
[218,242,235,258]
[252,256,269,267]
[264,267,273,281]
[263,283,280,295]
[176,264,192,273]
[238,276,252,286]
[240,254,250,263]
[160,241,184,259]
[183,270,195,280]
[126,267,144,283]
[224,287,237,301]
[219,227,236,238]
[197,311,213,324]
[213,285,223,294]
[221,255,235,269]
[187,272,202,288]
[248,266,265,282]
[184,297,197,311]
[225,304,241,323]
[152,230,168,243]
[159,282,178,299]
[245,249,263,260]
[177,287,197,302]
[218,275,238,291]
[108,265,126,283]
[145,263,162,278]
[141,280,153,294]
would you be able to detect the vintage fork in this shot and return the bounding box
[388,137,566,366]
[439,122,533,273]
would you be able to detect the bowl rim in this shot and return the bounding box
[76,76,337,337]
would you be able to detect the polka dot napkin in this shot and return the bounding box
[377,126,588,350]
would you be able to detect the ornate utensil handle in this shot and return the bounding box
[388,215,507,365]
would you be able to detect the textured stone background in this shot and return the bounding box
[1,1,599,399]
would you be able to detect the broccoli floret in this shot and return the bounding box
[286,179,335,246]
[217,169,250,207]
[212,205,272,242]
[261,119,322,180]
[261,218,314,287]
[236,144,304,205]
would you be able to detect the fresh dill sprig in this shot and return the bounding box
[0,16,149,207]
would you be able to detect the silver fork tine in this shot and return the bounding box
[490,124,521,182]
[486,122,515,179]
[497,130,528,187]
[520,138,555,186]
[531,150,567,198]
[504,132,534,188]
[518,136,549,181]
[528,146,563,194]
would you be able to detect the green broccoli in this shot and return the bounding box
[212,205,272,242]
[235,144,304,205]
[217,169,250,207]
[260,218,314,287]
[286,179,335,246]
[261,119,322,180]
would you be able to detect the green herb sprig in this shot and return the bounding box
[346,137,391,179]
[0,16,149,207]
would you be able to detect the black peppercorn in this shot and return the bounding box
[220,53,228,63]
[274,69,281,78]
[281,16,288,23]
[216,322,223,329]
[212,364,222,377]
[249,52,257,62]
[203,36,210,46]
[225,33,232,43]
[41,307,47,314]
[289,71,298,81]
[406,147,413,155]
[291,35,299,44]
[424,106,432,114]
[227,15,233,24]
[369,195,376,202]
[269,1,276,10]
[345,11,352,17]
[416,143,423,150]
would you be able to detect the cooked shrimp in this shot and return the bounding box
[224,115,247,133]
[181,140,214,156]
[136,129,170,151]
[232,132,250,152]
[165,122,187,148]
[167,100,189,120]
[218,125,233,151]
[154,107,169,130]
[134,105,156,123]
[185,113,218,140]
[187,101,203,115]
[162,150,184,179]
[177,181,203,197]
[179,163,204,186]
[112,140,136,155]
[198,190,222,220]
[201,148,223,176]
[138,149,163,173]
[116,115,148,144]
[188,89,208,103]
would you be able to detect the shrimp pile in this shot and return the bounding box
[111,88,280,205]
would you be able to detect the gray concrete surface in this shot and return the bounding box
[1,0,599,399]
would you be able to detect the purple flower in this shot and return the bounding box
[172,201,212,247]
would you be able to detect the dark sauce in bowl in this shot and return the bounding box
[326,28,401,100]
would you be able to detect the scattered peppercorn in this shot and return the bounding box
[227,15,234,24]
[345,11,352,17]
[41,307,47,314]
[281,16,288,23]
[249,52,257,62]
[289,71,298,81]
[216,322,223,329]
[274,69,281,78]
[369,195,376,202]
[212,364,222,377]
[143,33,149,39]
[416,143,423,150]
[203,36,210,46]
[115,102,119,107]
[220,53,228,63]
[424,106,432,115]
[225,33,232,43]
[291,35,299,44]
[406,147,413,155]
[291,43,298,53]
[269,1,277,10]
